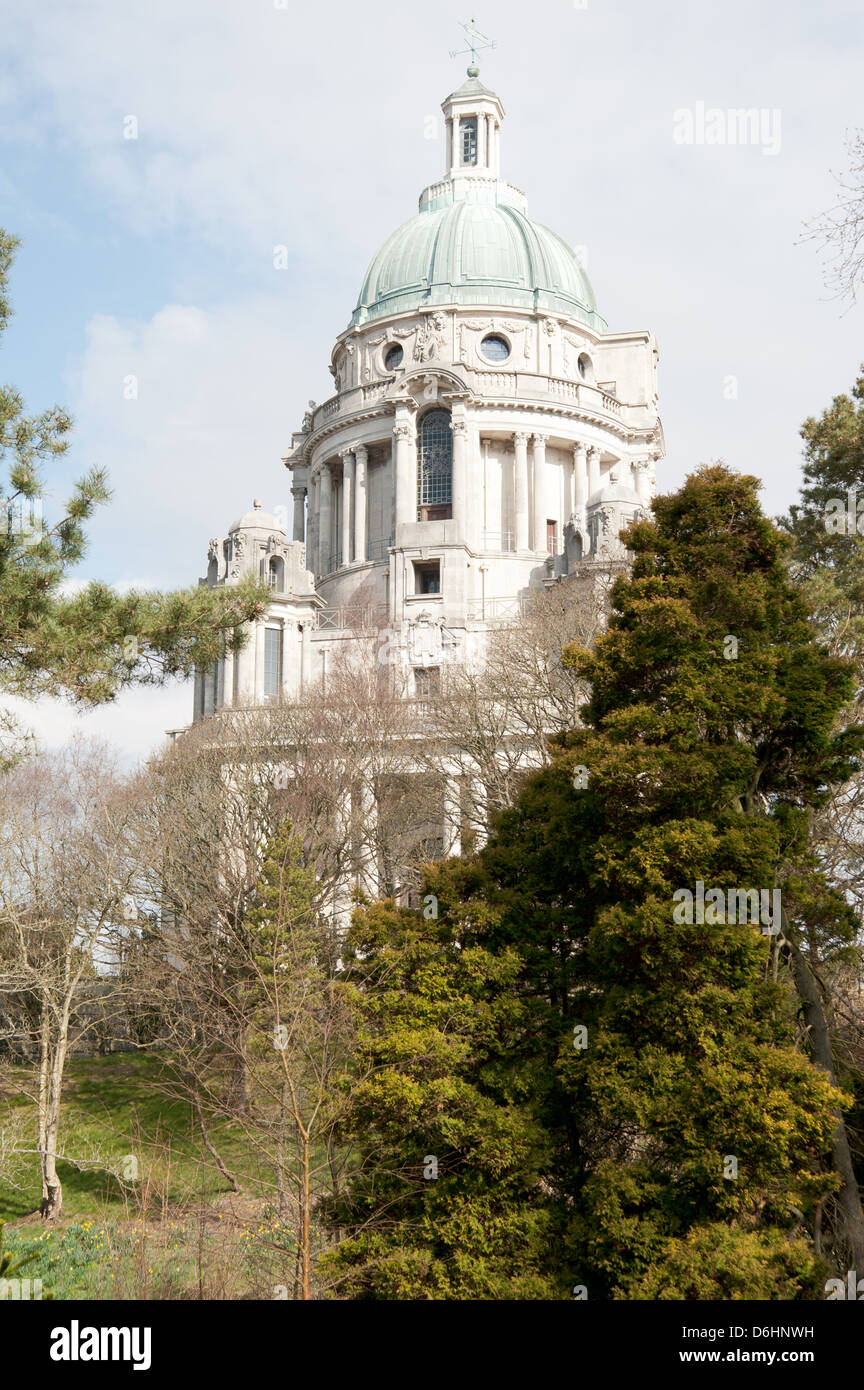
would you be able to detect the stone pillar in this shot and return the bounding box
[513,431,530,552]
[633,458,653,503]
[393,403,416,529]
[532,433,548,552]
[573,443,588,515]
[333,789,353,934]
[255,621,267,704]
[222,645,234,709]
[451,406,469,538]
[484,113,492,168]
[359,778,380,898]
[236,623,257,705]
[291,485,306,542]
[587,446,601,498]
[299,619,310,693]
[340,450,354,567]
[319,465,333,574]
[354,443,368,563]
[444,775,461,857]
[472,777,488,850]
[307,474,318,574]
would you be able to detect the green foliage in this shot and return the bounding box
[0,1217,54,1298]
[323,896,561,1299]
[328,465,859,1300]
[622,1224,825,1300]
[0,229,266,753]
[784,367,864,664]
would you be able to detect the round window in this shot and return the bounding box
[577,353,592,380]
[384,344,404,371]
[480,334,511,363]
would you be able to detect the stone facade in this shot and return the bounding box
[193,69,663,718]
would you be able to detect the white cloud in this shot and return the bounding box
[3,684,191,770]
[64,294,318,587]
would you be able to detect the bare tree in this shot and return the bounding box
[0,740,137,1219]
[803,128,864,306]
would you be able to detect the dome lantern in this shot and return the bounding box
[441,69,505,182]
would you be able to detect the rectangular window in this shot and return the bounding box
[413,560,441,595]
[460,117,478,165]
[264,626,282,701]
[414,667,441,700]
[547,519,558,554]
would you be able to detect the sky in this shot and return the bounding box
[1,0,862,764]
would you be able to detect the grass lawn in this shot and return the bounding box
[0,1052,297,1299]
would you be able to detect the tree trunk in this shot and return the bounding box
[39,999,71,1223]
[783,925,864,1268]
[301,1132,311,1301]
[193,1090,240,1193]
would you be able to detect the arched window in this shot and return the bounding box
[417,409,453,521]
[268,556,285,592]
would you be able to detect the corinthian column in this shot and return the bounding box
[587,446,601,498]
[532,433,548,552]
[513,430,530,551]
[291,485,306,542]
[393,402,416,529]
[633,458,653,503]
[353,443,368,563]
[340,449,354,567]
[450,407,469,537]
[319,465,333,574]
[307,474,319,574]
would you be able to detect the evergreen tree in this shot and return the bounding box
[0,230,265,761]
[328,465,863,1299]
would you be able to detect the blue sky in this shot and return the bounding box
[1,0,862,761]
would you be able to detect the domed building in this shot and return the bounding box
[193,67,663,719]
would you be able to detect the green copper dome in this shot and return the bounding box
[350,182,606,332]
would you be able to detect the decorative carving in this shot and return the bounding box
[513,430,531,445]
[542,317,558,337]
[207,538,219,561]
[413,311,448,362]
[393,422,414,441]
[450,417,468,436]
[563,334,583,374]
[408,610,445,666]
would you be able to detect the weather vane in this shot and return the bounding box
[449,18,495,72]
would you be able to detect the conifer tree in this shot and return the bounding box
[328,465,863,1299]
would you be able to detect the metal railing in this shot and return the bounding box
[367,537,393,562]
[316,603,389,631]
[465,595,528,625]
[480,529,514,552]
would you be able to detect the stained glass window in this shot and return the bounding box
[418,410,453,511]
[480,334,510,363]
[264,627,282,700]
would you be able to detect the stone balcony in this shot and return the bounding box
[305,371,651,440]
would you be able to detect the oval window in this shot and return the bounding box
[480,334,511,363]
[577,353,592,380]
[384,344,404,371]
